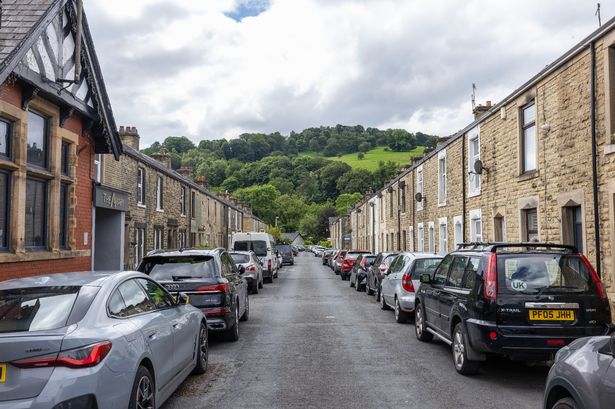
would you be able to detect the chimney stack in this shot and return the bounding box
[119,126,140,150]
[150,149,172,169]
[177,166,193,180]
[196,175,207,188]
[473,100,492,120]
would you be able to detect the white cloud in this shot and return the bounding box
[85,0,612,147]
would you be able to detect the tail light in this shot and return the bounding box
[268,259,272,270]
[12,341,112,369]
[483,253,497,301]
[196,283,229,293]
[247,265,257,271]
[401,272,415,292]
[579,254,608,300]
[379,265,387,272]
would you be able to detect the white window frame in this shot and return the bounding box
[417,223,424,252]
[468,125,481,197]
[428,221,435,253]
[470,208,482,242]
[416,165,424,211]
[180,187,186,216]
[453,215,463,247]
[409,226,415,252]
[137,167,145,207]
[156,176,163,212]
[135,227,145,268]
[438,150,447,206]
[94,154,101,183]
[154,227,163,249]
[438,217,448,255]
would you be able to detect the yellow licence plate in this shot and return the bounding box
[529,310,575,321]
[0,364,6,383]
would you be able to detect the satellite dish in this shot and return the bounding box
[415,192,423,202]
[474,159,485,174]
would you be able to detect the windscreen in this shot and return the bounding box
[231,253,251,264]
[411,258,443,279]
[364,256,377,266]
[0,286,80,333]
[139,256,218,280]
[498,253,592,294]
[233,240,268,257]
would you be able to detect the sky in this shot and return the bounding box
[85,0,613,148]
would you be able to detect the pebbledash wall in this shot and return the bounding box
[333,17,615,307]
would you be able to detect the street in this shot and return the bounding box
[163,253,548,409]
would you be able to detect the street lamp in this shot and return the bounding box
[275,216,279,228]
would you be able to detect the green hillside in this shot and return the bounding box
[300,146,426,171]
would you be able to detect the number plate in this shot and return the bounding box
[529,309,575,321]
[0,364,6,383]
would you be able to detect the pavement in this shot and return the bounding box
[162,253,548,409]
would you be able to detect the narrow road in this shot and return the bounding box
[163,253,547,409]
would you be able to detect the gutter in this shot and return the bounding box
[590,42,602,276]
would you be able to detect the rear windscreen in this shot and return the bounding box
[346,253,364,259]
[411,258,443,279]
[498,254,591,294]
[234,241,268,257]
[277,245,292,254]
[139,256,218,280]
[364,256,377,266]
[0,286,80,333]
[231,254,251,264]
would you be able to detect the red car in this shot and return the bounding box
[340,250,371,280]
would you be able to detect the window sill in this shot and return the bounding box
[518,170,539,182]
[0,249,91,263]
[0,158,18,171]
[467,190,481,198]
[605,144,615,155]
[156,208,164,213]
[438,202,447,207]
[137,203,146,209]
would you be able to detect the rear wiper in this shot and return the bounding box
[171,275,197,281]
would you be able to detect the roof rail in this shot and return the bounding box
[456,242,578,253]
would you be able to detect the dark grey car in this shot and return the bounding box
[0,271,207,409]
[543,335,615,409]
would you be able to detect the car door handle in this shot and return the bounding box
[172,322,180,329]
[146,331,158,340]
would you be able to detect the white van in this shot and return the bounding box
[231,232,278,283]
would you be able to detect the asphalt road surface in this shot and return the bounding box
[163,253,548,409]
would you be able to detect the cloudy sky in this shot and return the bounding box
[85,0,612,147]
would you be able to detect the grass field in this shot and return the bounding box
[299,146,426,171]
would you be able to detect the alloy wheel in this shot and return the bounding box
[395,299,400,321]
[136,375,154,409]
[199,326,208,368]
[415,306,423,337]
[453,329,465,370]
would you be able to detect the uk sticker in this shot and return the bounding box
[511,279,528,291]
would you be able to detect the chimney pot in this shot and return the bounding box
[119,125,140,150]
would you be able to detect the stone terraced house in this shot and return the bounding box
[333,16,615,309]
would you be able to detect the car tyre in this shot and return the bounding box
[350,276,355,287]
[240,296,249,322]
[258,276,264,289]
[129,366,155,409]
[224,305,240,342]
[192,322,208,375]
[366,282,374,296]
[415,303,433,342]
[552,398,578,409]
[452,323,480,375]
[251,282,259,295]
[380,291,391,310]
[355,277,361,291]
[395,298,411,323]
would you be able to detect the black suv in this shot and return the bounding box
[137,248,249,342]
[415,243,612,375]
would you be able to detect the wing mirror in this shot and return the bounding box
[610,335,615,355]
[239,265,246,275]
[420,274,432,284]
[175,292,190,305]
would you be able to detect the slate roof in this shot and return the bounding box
[282,232,303,242]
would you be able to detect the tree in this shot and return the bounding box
[274,195,308,232]
[335,193,362,216]
[233,184,281,224]
[358,152,365,160]
[270,177,294,195]
[319,162,351,201]
[162,136,195,154]
[336,169,375,195]
[358,142,371,153]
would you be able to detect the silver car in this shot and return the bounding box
[0,271,208,409]
[380,253,443,323]
[231,250,264,293]
[543,335,615,409]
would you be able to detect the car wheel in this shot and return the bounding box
[274,270,279,279]
[376,287,380,302]
[552,398,578,409]
[395,298,411,323]
[240,296,249,322]
[128,366,155,409]
[251,281,259,294]
[350,276,355,287]
[355,277,361,291]
[380,291,390,310]
[265,276,273,284]
[224,305,240,342]
[258,276,263,289]
[366,282,374,295]
[192,322,208,375]
[415,303,433,342]
[452,323,480,375]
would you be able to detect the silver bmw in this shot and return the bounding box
[0,271,208,409]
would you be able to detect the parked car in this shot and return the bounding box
[0,271,208,409]
[232,232,278,282]
[333,250,347,275]
[276,244,295,265]
[138,248,249,342]
[349,254,377,291]
[322,249,335,265]
[415,243,612,375]
[292,246,299,256]
[340,250,371,280]
[314,246,325,257]
[329,250,339,269]
[543,334,615,409]
[365,252,398,299]
[230,250,264,294]
[380,253,443,323]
